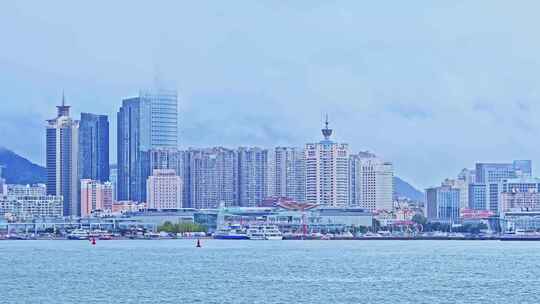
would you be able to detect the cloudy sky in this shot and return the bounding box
[1,1,540,189]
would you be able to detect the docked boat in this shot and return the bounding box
[247,225,283,240]
[213,224,249,240]
[68,229,89,240]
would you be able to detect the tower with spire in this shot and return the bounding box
[321,114,333,141]
[56,91,71,117]
[46,92,80,216]
[304,114,349,207]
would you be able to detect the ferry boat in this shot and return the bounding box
[68,229,89,240]
[247,225,283,240]
[213,224,249,240]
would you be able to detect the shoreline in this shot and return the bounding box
[1,236,538,241]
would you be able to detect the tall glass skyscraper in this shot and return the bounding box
[46,96,80,216]
[79,113,109,182]
[117,89,178,202]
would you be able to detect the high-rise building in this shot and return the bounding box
[468,183,487,210]
[80,179,114,217]
[146,169,183,210]
[304,117,349,207]
[147,148,182,174]
[425,185,460,223]
[349,154,394,211]
[79,113,109,183]
[442,178,468,209]
[117,89,178,203]
[273,147,305,202]
[237,147,271,207]
[187,147,237,209]
[472,161,532,214]
[110,164,118,201]
[46,95,80,216]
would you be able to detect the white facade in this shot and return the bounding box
[7,184,47,197]
[0,195,63,220]
[147,169,183,210]
[46,99,80,216]
[304,120,349,207]
[350,154,394,211]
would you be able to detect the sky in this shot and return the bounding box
[1,1,540,189]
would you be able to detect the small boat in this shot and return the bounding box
[68,229,89,240]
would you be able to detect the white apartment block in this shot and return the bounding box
[350,154,394,211]
[305,119,349,207]
[146,169,183,210]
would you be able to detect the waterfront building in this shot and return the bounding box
[117,89,178,203]
[237,147,271,207]
[425,185,460,223]
[499,188,540,233]
[6,184,47,197]
[80,179,114,217]
[112,200,145,214]
[214,206,372,234]
[146,169,183,210]
[187,147,238,209]
[0,194,63,221]
[79,113,109,182]
[500,189,540,212]
[304,117,349,207]
[46,95,80,216]
[273,147,305,202]
[349,153,394,211]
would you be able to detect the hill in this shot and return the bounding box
[0,147,46,185]
[394,176,424,202]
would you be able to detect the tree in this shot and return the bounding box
[412,214,427,226]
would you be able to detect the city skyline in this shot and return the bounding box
[3,2,540,189]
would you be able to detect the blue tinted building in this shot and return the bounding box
[474,161,533,214]
[117,90,178,202]
[79,113,109,182]
[425,186,460,223]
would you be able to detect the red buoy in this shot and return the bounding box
[91,237,96,245]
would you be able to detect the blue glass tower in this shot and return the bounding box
[117,90,178,202]
[79,113,109,182]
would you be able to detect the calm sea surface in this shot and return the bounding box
[1,240,540,303]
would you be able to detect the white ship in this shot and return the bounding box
[68,229,89,240]
[247,225,283,240]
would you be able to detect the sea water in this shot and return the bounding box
[1,240,539,304]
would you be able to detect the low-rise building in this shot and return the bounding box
[0,194,63,221]
[80,179,114,217]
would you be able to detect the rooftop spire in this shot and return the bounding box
[321,114,333,140]
[57,91,71,117]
